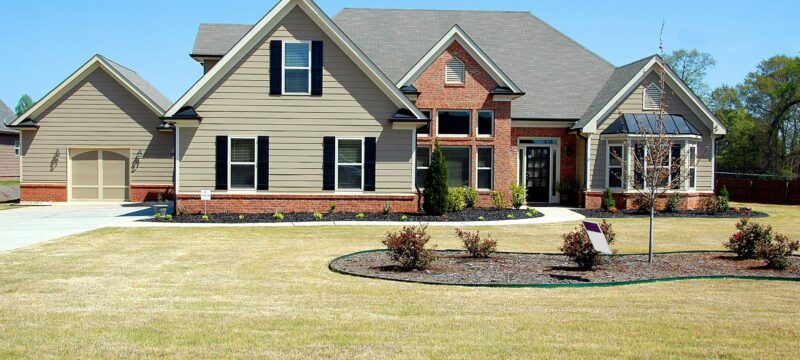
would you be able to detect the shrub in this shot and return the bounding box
[400,215,409,222]
[631,193,651,213]
[717,186,730,212]
[491,191,506,209]
[273,211,284,222]
[510,184,527,209]
[667,193,684,213]
[506,213,515,219]
[355,213,366,220]
[447,187,466,212]
[756,233,799,270]
[383,203,392,215]
[701,196,719,214]
[423,140,449,216]
[478,216,486,221]
[382,226,437,270]
[526,210,538,218]
[165,214,173,221]
[202,215,209,221]
[725,217,773,259]
[608,207,619,215]
[560,220,616,270]
[312,212,324,221]
[602,189,616,210]
[455,228,497,258]
[328,203,337,215]
[462,187,479,208]
[177,206,187,216]
[153,213,161,220]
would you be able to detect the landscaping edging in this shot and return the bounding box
[329,250,800,288]
[573,208,768,219]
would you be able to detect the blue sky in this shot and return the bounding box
[1,0,798,110]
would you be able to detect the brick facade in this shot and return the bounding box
[584,191,715,210]
[176,193,419,215]
[510,127,579,188]
[20,183,67,202]
[130,184,174,203]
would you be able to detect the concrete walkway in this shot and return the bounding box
[0,203,153,252]
[118,207,585,228]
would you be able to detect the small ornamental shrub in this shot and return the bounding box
[506,213,515,220]
[273,212,284,222]
[239,214,246,220]
[478,216,486,221]
[491,191,506,210]
[725,217,773,259]
[328,203,337,215]
[741,207,753,217]
[701,196,719,214]
[717,186,730,212]
[526,211,536,218]
[631,193,651,214]
[462,186,479,208]
[560,220,616,270]
[602,189,616,210]
[153,213,161,220]
[756,233,799,270]
[355,213,366,220]
[202,215,209,221]
[312,212,324,221]
[446,187,466,212]
[608,207,619,215]
[165,214,173,221]
[382,226,437,270]
[383,203,392,215]
[667,193,684,213]
[400,215,409,222]
[177,206,187,216]
[423,140,449,216]
[456,228,497,258]
[510,184,527,209]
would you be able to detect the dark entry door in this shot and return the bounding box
[526,147,550,203]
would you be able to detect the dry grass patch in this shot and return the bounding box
[0,203,798,358]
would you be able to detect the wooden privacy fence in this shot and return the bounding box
[715,177,800,205]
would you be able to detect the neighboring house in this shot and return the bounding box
[0,100,20,179]
[8,55,174,202]
[10,0,726,210]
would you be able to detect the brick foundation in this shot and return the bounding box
[20,183,68,202]
[176,193,419,215]
[130,184,174,203]
[584,191,715,210]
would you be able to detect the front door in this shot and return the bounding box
[526,147,550,203]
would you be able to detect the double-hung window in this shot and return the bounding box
[416,146,430,187]
[14,140,20,156]
[476,147,493,190]
[283,41,311,94]
[417,110,431,136]
[687,144,697,189]
[477,110,493,136]
[337,138,363,190]
[607,144,624,189]
[230,138,256,190]
[441,147,470,187]
[437,110,471,136]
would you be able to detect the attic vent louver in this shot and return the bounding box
[445,58,465,84]
[643,83,662,110]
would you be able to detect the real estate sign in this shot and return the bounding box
[582,221,613,255]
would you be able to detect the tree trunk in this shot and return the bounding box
[649,201,655,263]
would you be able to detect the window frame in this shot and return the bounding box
[643,82,662,111]
[477,110,494,137]
[228,136,258,191]
[417,109,432,137]
[445,58,465,85]
[476,147,493,190]
[14,140,20,156]
[335,137,365,191]
[631,141,682,190]
[687,143,697,190]
[605,143,625,190]
[441,146,471,187]
[415,146,431,188]
[436,109,472,137]
[281,40,312,96]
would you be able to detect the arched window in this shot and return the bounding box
[643,83,662,110]
[445,58,465,84]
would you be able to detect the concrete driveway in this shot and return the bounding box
[0,203,153,252]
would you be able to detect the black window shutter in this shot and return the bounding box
[257,136,270,190]
[364,137,377,191]
[270,40,283,95]
[311,41,323,96]
[323,136,335,190]
[215,136,228,190]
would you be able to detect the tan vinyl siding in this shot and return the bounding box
[588,72,714,192]
[20,68,173,185]
[180,7,413,194]
[0,134,20,178]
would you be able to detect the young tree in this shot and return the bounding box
[423,139,449,215]
[14,94,34,116]
[664,49,716,101]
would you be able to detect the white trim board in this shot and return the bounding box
[164,0,425,120]
[396,24,523,94]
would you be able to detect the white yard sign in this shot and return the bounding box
[200,190,212,201]
[582,221,613,255]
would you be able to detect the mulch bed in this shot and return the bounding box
[330,250,800,286]
[573,208,768,219]
[145,207,541,223]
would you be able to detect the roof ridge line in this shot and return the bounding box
[339,7,532,14]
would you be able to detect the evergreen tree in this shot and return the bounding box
[423,140,449,215]
[15,94,34,116]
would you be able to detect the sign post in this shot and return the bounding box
[582,221,613,255]
[200,190,211,215]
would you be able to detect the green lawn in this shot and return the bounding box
[0,179,19,187]
[0,203,799,358]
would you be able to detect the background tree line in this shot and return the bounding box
[664,49,800,177]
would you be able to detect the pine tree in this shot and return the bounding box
[423,139,449,215]
[15,94,34,116]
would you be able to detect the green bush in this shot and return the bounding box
[400,215,409,222]
[382,226,437,270]
[701,196,719,214]
[478,216,486,221]
[383,203,392,215]
[455,228,497,258]
[177,206,187,216]
[510,184,527,209]
[312,212,324,221]
[462,187,479,208]
[239,214,246,220]
[423,140,449,216]
[491,191,506,209]
[602,189,616,210]
[667,193,684,213]
[328,203,337,215]
[717,186,730,212]
[165,214,173,221]
[725,217,773,259]
[756,233,799,270]
[355,213,366,220]
[447,187,466,212]
[202,215,209,221]
[561,220,616,270]
[526,210,539,218]
[506,213,515,219]
[273,212,284,222]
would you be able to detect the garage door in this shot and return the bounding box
[70,149,129,201]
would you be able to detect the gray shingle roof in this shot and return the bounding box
[573,55,656,129]
[192,24,252,56]
[0,100,18,134]
[101,55,173,111]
